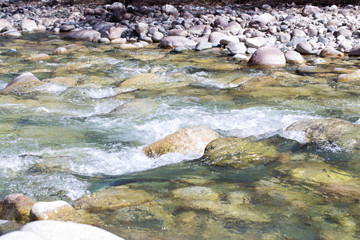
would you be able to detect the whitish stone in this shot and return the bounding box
[219,36,239,45]
[0,231,41,240]
[227,42,246,55]
[337,70,360,82]
[52,47,67,55]
[26,54,50,61]
[19,220,124,240]
[249,13,276,28]
[0,19,11,31]
[245,37,265,49]
[285,50,305,64]
[172,186,220,201]
[208,31,228,47]
[248,47,286,66]
[21,19,37,32]
[159,36,196,48]
[143,125,218,158]
[110,38,126,44]
[295,42,313,54]
[99,38,110,43]
[195,41,212,51]
[30,201,73,220]
[63,30,101,42]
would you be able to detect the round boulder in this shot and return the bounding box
[248,47,286,66]
[285,50,306,64]
[143,125,218,158]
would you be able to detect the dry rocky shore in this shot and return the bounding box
[1,1,360,239]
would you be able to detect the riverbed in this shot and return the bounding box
[1,33,360,239]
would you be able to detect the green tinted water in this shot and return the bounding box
[0,33,360,239]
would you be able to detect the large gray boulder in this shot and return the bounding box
[159,36,196,48]
[0,220,125,240]
[248,47,286,66]
[63,30,101,42]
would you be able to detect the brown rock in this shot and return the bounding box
[320,47,344,58]
[0,194,36,223]
[143,126,218,158]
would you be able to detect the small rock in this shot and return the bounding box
[320,46,344,58]
[195,41,212,51]
[63,30,101,42]
[227,42,247,55]
[295,42,313,54]
[52,47,67,55]
[159,36,196,48]
[30,201,74,220]
[285,50,305,64]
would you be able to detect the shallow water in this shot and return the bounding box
[1,33,360,239]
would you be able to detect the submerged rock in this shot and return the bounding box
[143,125,218,158]
[74,185,153,212]
[172,186,220,201]
[248,47,286,66]
[119,73,161,90]
[203,137,280,168]
[0,194,36,223]
[285,118,360,149]
[110,99,158,118]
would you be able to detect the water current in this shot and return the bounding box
[1,33,360,239]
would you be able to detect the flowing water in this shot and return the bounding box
[1,33,360,239]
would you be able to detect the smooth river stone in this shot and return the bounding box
[143,125,218,158]
[248,47,286,66]
[0,194,36,223]
[30,201,74,220]
[158,36,196,48]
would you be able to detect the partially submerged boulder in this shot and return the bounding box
[0,194,36,223]
[143,125,218,158]
[74,185,153,212]
[30,201,74,221]
[203,137,280,168]
[285,118,360,149]
[1,72,45,95]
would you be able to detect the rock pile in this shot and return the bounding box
[0,2,359,65]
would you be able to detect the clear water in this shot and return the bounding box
[1,33,360,239]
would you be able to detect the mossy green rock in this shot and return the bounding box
[203,137,280,168]
[172,186,220,201]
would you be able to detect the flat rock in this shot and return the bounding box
[63,30,101,42]
[119,73,161,90]
[248,47,286,67]
[143,125,218,158]
[159,36,196,48]
[30,201,74,221]
[172,186,220,201]
[337,70,360,82]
